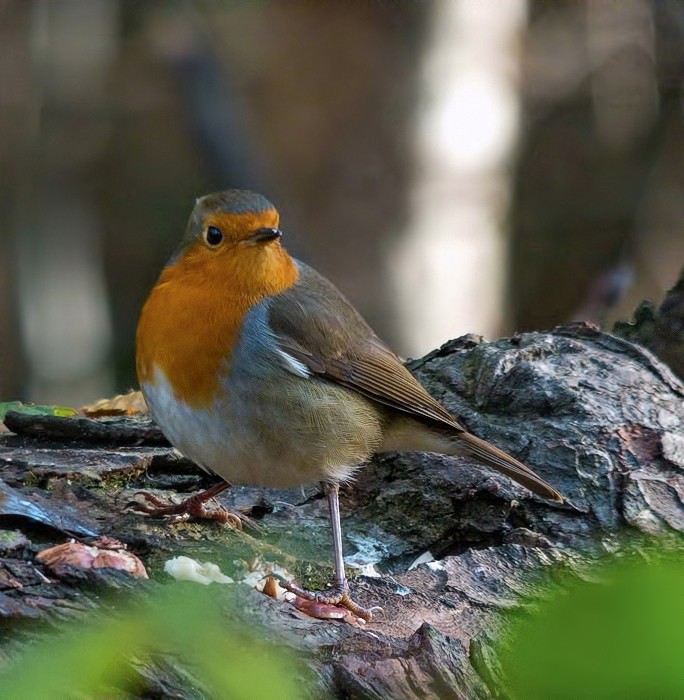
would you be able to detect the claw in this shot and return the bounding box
[275,576,375,622]
[126,483,248,529]
[293,596,356,622]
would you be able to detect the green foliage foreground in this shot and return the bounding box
[2,551,683,698]
[499,551,684,699]
[0,583,305,699]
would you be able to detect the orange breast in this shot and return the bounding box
[136,275,238,408]
[136,240,298,408]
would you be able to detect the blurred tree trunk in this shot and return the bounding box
[1,0,116,405]
[0,2,32,399]
[389,0,527,355]
[512,0,684,331]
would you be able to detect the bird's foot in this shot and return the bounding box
[127,482,247,529]
[272,575,378,623]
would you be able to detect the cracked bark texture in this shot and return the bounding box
[1,323,683,698]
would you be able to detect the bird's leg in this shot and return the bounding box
[127,481,247,528]
[278,481,376,622]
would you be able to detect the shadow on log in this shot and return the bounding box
[1,322,683,698]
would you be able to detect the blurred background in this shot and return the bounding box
[1,0,683,407]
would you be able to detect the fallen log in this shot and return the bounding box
[1,321,682,698]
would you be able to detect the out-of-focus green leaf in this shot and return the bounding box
[0,583,305,699]
[0,401,77,420]
[499,554,684,699]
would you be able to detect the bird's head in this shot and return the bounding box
[163,189,298,302]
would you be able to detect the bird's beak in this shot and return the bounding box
[246,227,282,245]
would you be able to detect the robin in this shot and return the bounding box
[135,189,564,622]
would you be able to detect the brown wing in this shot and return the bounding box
[269,261,466,434]
[270,261,564,504]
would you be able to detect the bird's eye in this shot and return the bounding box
[205,226,223,246]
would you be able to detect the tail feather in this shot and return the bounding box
[458,432,564,504]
